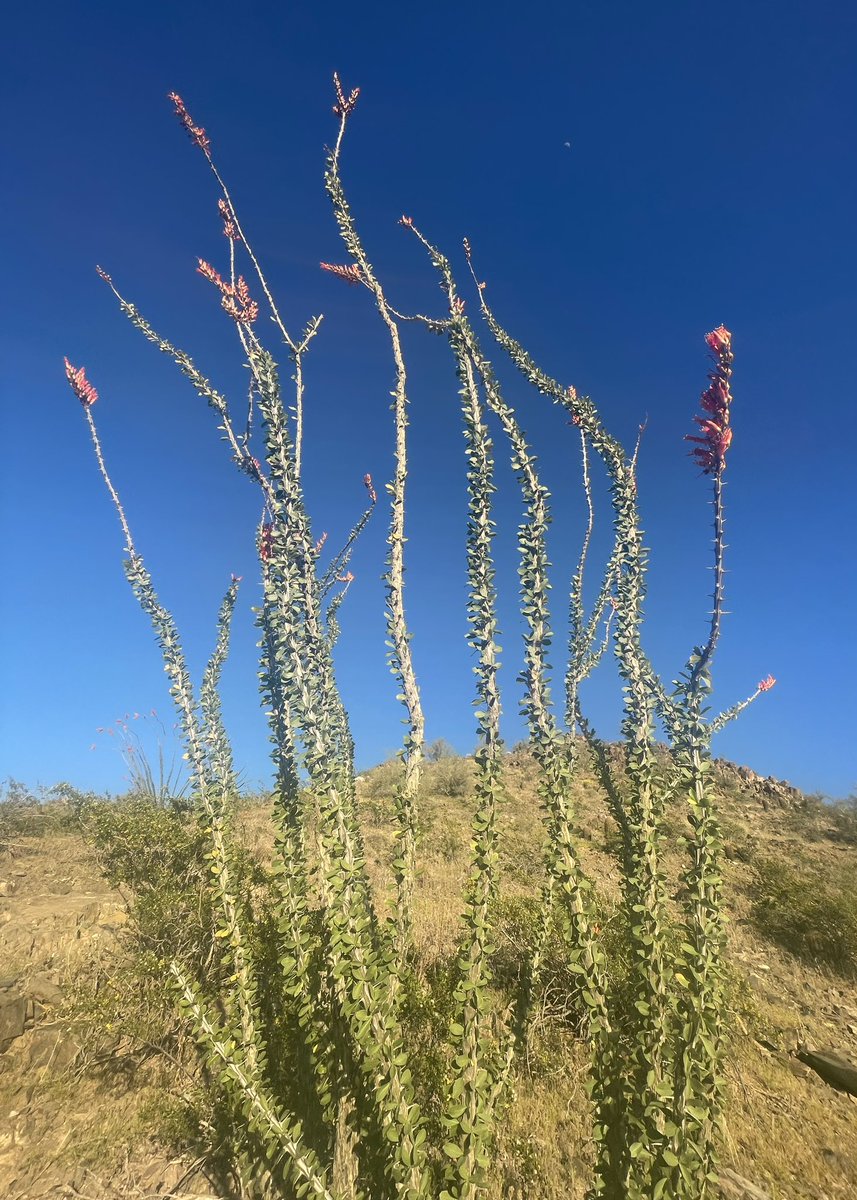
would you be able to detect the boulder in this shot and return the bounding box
[0,993,26,1048]
[20,1026,79,1070]
[796,1048,857,1096]
[718,1168,771,1199]
[26,974,63,1006]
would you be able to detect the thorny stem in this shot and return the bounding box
[96,271,277,513]
[84,409,135,553]
[690,469,726,688]
[567,426,596,728]
[175,99,323,481]
[709,680,765,735]
[79,401,263,1082]
[325,77,425,950]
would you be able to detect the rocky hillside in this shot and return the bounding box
[1,754,855,1199]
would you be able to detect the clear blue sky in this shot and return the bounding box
[1,1,855,800]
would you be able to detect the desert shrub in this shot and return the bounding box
[492,895,632,1034]
[362,757,404,802]
[78,796,264,1003]
[751,855,857,977]
[0,779,85,844]
[427,756,471,799]
[80,796,208,889]
[827,795,857,845]
[425,738,459,763]
[426,823,464,863]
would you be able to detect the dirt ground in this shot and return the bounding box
[1,759,856,1199]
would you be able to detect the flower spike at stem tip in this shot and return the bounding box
[64,359,98,408]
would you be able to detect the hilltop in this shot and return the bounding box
[1,750,856,1199]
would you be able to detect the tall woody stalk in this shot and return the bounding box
[323,75,425,952]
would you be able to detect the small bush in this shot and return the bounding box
[428,756,471,799]
[0,779,86,844]
[827,795,857,845]
[425,738,458,763]
[362,758,404,802]
[492,894,632,1036]
[751,855,857,977]
[80,796,208,892]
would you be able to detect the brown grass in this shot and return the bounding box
[2,755,856,1197]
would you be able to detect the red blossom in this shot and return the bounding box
[222,276,259,324]
[64,358,98,407]
[363,472,377,504]
[320,261,363,286]
[686,327,735,475]
[332,73,360,117]
[197,260,259,324]
[260,522,274,563]
[197,259,224,287]
[167,92,211,154]
[758,675,776,692]
[705,325,732,356]
[218,199,240,241]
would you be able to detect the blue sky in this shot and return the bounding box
[1,1,855,800]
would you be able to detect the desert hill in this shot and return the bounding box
[1,750,856,1199]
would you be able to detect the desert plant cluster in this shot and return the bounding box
[62,78,778,1200]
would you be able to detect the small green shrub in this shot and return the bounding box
[427,756,471,799]
[362,757,404,802]
[492,894,632,1036]
[80,796,208,890]
[751,855,857,977]
[0,779,85,844]
[827,795,857,845]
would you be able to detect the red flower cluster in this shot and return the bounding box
[363,472,377,504]
[757,675,776,692]
[218,199,240,241]
[64,358,98,407]
[332,73,360,118]
[260,522,274,563]
[167,92,210,154]
[705,325,731,356]
[320,261,363,286]
[197,259,259,324]
[686,325,733,475]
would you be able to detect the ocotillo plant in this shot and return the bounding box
[66,80,774,1200]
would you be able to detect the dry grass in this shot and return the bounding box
[3,754,857,1197]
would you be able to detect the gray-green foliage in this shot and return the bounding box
[67,79,773,1200]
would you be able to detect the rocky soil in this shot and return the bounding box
[1,762,856,1199]
[0,827,214,1200]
